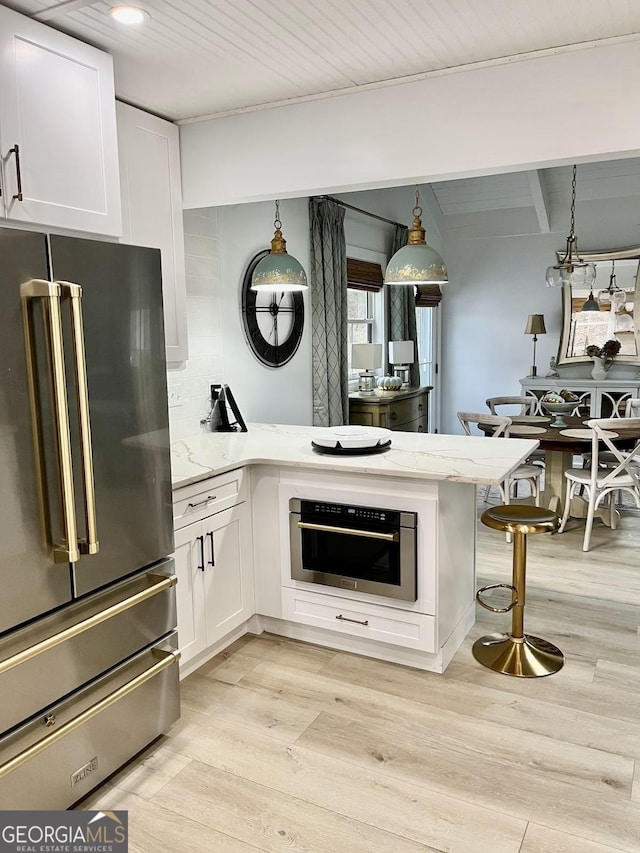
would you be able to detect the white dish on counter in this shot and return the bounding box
[312,426,392,449]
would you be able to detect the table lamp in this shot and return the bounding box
[388,340,415,387]
[524,314,546,377]
[351,343,382,394]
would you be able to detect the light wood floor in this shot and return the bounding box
[79,498,640,852]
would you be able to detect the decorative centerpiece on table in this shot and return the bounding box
[541,389,579,428]
[586,339,621,380]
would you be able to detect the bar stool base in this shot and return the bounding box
[472,633,564,677]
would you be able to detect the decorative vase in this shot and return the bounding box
[591,356,609,381]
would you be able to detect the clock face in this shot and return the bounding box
[241,250,305,368]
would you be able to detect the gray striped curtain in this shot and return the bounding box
[310,198,348,426]
[388,224,421,387]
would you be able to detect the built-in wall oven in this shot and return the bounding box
[289,498,418,601]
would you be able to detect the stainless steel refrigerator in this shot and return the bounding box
[0,228,179,808]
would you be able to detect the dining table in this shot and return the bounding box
[479,414,640,525]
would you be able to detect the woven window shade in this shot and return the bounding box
[415,284,443,307]
[347,258,383,292]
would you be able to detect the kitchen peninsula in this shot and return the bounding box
[171,424,538,677]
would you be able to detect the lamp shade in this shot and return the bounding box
[385,243,448,285]
[385,189,448,286]
[524,314,546,335]
[351,343,382,370]
[251,200,308,292]
[388,340,415,364]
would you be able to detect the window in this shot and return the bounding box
[346,256,384,380]
[347,289,374,374]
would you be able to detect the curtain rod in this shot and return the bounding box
[316,195,403,229]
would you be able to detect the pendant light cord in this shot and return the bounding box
[568,164,577,241]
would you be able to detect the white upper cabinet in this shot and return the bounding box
[117,101,188,363]
[0,5,121,236]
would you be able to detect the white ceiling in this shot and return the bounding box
[3,0,640,221]
[3,0,640,122]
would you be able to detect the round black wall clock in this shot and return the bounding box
[241,249,305,368]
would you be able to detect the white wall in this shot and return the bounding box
[181,40,640,207]
[193,190,416,426]
[440,200,640,434]
[167,208,224,440]
[216,197,313,425]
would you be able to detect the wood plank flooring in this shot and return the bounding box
[78,498,640,852]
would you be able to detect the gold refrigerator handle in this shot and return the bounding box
[297,521,399,542]
[20,279,79,563]
[0,648,181,781]
[0,574,177,676]
[57,281,99,555]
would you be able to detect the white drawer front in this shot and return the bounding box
[282,587,436,652]
[173,468,247,528]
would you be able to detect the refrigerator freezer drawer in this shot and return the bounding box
[0,637,180,810]
[0,562,177,736]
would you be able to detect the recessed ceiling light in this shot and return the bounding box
[109,6,149,25]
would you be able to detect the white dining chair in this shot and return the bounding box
[558,417,640,551]
[485,395,545,469]
[485,395,537,416]
[457,412,542,506]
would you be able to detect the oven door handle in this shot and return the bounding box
[296,521,399,542]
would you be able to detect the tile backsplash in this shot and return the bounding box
[167,207,223,441]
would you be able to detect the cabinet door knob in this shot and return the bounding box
[390,411,397,421]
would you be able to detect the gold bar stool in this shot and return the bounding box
[473,504,564,677]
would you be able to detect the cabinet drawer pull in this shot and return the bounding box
[336,614,369,626]
[207,531,215,566]
[196,535,205,572]
[187,495,217,509]
[9,144,23,201]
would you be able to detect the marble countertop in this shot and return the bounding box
[171,423,539,491]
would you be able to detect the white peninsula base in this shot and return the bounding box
[171,424,537,677]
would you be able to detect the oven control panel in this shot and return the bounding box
[305,502,389,523]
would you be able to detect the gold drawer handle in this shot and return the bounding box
[297,521,398,542]
[0,574,177,676]
[0,649,180,781]
[336,614,369,626]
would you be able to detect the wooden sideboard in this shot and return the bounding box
[349,386,432,432]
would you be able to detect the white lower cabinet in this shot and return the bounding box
[173,501,254,671]
[281,587,436,652]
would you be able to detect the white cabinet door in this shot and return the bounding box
[117,102,188,362]
[173,522,207,667]
[203,503,255,647]
[0,5,121,236]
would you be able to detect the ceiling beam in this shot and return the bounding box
[34,0,95,21]
[526,170,551,233]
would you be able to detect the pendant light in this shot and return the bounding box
[597,261,626,310]
[581,289,600,311]
[385,188,448,285]
[546,164,595,288]
[251,200,308,292]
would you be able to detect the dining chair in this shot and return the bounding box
[457,412,542,506]
[485,395,545,467]
[588,397,640,468]
[485,396,537,416]
[558,417,640,551]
